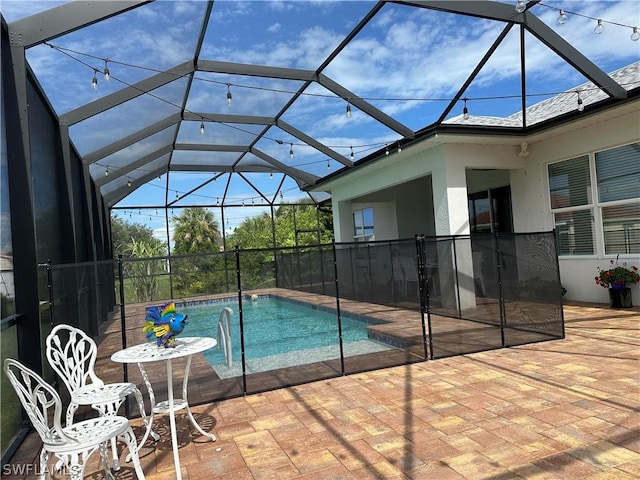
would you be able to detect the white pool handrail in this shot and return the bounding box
[216,307,234,367]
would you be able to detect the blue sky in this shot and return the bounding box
[2,1,639,241]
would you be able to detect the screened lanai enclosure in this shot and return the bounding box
[3,0,638,463]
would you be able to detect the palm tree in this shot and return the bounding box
[171,208,225,295]
[172,207,221,254]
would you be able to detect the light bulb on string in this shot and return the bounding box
[104,166,109,177]
[631,27,640,41]
[397,140,402,153]
[289,143,294,159]
[226,84,232,106]
[91,70,98,90]
[462,98,469,120]
[385,146,390,156]
[594,19,604,34]
[327,159,331,170]
[200,119,205,135]
[127,179,131,187]
[103,60,110,81]
[558,10,568,24]
[515,0,526,13]
[269,170,273,179]
[350,146,354,160]
[346,101,352,118]
[576,91,584,112]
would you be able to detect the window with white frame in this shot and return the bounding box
[353,207,374,242]
[548,142,640,256]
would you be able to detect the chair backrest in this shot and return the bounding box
[46,324,104,396]
[4,358,73,447]
[400,257,419,280]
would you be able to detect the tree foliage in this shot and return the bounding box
[111,215,165,258]
[128,238,167,302]
[172,207,222,254]
[227,201,332,249]
[226,201,333,290]
[170,207,226,296]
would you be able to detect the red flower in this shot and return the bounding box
[595,256,640,289]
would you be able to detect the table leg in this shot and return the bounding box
[182,356,217,441]
[166,358,182,480]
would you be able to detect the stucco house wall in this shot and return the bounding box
[317,99,639,305]
[511,106,640,304]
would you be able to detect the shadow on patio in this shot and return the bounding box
[3,302,639,479]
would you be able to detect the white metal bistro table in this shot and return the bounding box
[111,336,217,480]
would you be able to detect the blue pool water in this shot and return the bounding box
[179,296,392,377]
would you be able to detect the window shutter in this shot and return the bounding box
[602,202,640,254]
[554,210,594,255]
[548,156,591,209]
[596,143,640,203]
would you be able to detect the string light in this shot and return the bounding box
[104,166,109,177]
[91,69,98,90]
[103,60,110,81]
[350,146,354,160]
[269,170,273,179]
[558,9,568,25]
[515,0,526,14]
[346,100,352,118]
[200,119,205,135]
[226,84,232,106]
[575,91,584,112]
[462,98,469,120]
[538,4,638,42]
[594,19,604,34]
[127,179,131,187]
[397,140,402,153]
[385,146,389,156]
[289,143,294,159]
[327,159,331,169]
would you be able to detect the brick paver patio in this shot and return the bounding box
[3,301,639,479]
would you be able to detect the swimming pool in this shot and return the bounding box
[179,296,393,378]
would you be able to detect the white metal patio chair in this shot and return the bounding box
[45,324,158,470]
[4,358,146,480]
